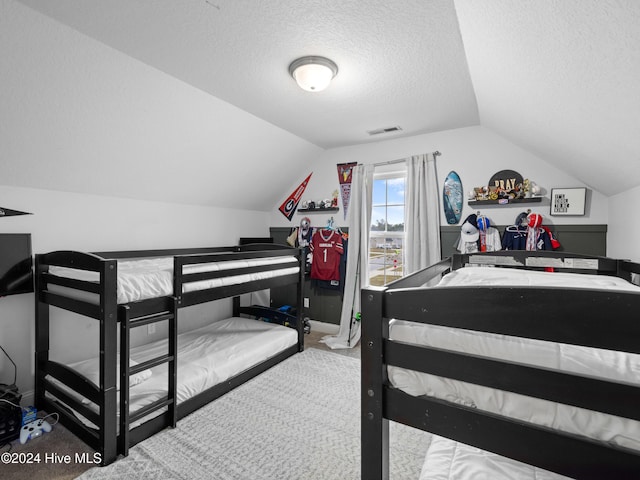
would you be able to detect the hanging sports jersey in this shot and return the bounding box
[479,227,502,252]
[310,229,344,281]
[502,226,551,251]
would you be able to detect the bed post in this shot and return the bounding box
[34,254,49,412]
[99,260,118,465]
[296,247,305,351]
[361,285,389,480]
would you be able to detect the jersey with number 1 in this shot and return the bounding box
[310,229,344,281]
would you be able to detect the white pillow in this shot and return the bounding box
[72,357,152,391]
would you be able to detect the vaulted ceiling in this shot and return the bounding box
[6,0,640,204]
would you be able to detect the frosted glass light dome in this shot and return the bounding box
[289,56,338,92]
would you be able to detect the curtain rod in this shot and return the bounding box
[372,150,441,167]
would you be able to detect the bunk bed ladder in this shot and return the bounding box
[118,296,178,457]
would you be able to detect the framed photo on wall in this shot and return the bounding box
[550,187,586,216]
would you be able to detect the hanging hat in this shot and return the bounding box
[476,215,491,232]
[515,211,529,227]
[462,214,478,226]
[542,225,561,249]
[460,214,479,243]
[528,213,543,228]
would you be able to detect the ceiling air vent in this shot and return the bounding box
[367,126,403,136]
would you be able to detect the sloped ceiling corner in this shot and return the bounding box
[454,0,640,196]
[2,0,321,210]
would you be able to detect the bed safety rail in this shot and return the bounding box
[455,250,620,274]
[173,248,301,308]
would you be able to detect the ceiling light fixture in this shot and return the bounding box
[289,56,338,92]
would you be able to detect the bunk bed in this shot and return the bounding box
[35,243,304,465]
[361,250,640,480]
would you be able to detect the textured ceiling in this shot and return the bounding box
[15,0,479,149]
[7,0,640,201]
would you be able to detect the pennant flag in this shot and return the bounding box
[0,207,32,217]
[278,173,312,221]
[337,162,357,219]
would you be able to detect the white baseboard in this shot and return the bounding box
[308,320,339,334]
[19,389,34,408]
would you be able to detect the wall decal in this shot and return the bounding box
[0,207,32,217]
[337,162,356,220]
[278,173,312,220]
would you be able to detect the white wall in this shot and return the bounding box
[608,186,640,262]
[1,0,319,211]
[270,126,609,229]
[0,185,271,404]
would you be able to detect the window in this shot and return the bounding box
[369,172,406,286]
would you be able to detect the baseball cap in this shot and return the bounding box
[514,212,529,227]
[460,214,479,243]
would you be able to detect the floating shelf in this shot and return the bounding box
[298,207,339,213]
[468,197,543,207]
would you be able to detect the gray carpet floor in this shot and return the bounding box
[3,334,429,479]
[77,348,430,479]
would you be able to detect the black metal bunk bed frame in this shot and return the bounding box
[35,244,304,465]
[361,250,640,480]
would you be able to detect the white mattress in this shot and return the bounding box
[419,435,570,480]
[49,255,299,304]
[47,316,298,429]
[389,266,640,451]
[435,265,640,291]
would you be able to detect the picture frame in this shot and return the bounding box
[550,187,586,216]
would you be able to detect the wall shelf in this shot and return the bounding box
[297,207,339,213]
[468,197,543,207]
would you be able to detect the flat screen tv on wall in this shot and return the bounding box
[0,233,34,297]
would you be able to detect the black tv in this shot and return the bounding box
[0,233,34,296]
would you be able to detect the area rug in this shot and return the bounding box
[77,348,431,480]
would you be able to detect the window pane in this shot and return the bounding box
[372,179,387,205]
[386,206,404,231]
[386,177,405,204]
[371,206,387,230]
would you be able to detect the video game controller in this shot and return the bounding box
[19,418,52,444]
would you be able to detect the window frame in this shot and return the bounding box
[368,169,407,286]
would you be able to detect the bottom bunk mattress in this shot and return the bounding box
[47,316,298,429]
[419,435,570,480]
[388,266,640,452]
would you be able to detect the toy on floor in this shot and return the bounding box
[19,418,52,444]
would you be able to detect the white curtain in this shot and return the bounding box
[321,163,374,349]
[405,153,441,274]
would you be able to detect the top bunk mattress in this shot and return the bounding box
[49,255,299,304]
[388,266,640,452]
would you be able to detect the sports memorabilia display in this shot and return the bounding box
[443,170,463,224]
[310,228,344,281]
[0,207,32,217]
[337,162,356,219]
[278,173,312,220]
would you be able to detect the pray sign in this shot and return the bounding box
[488,170,524,192]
